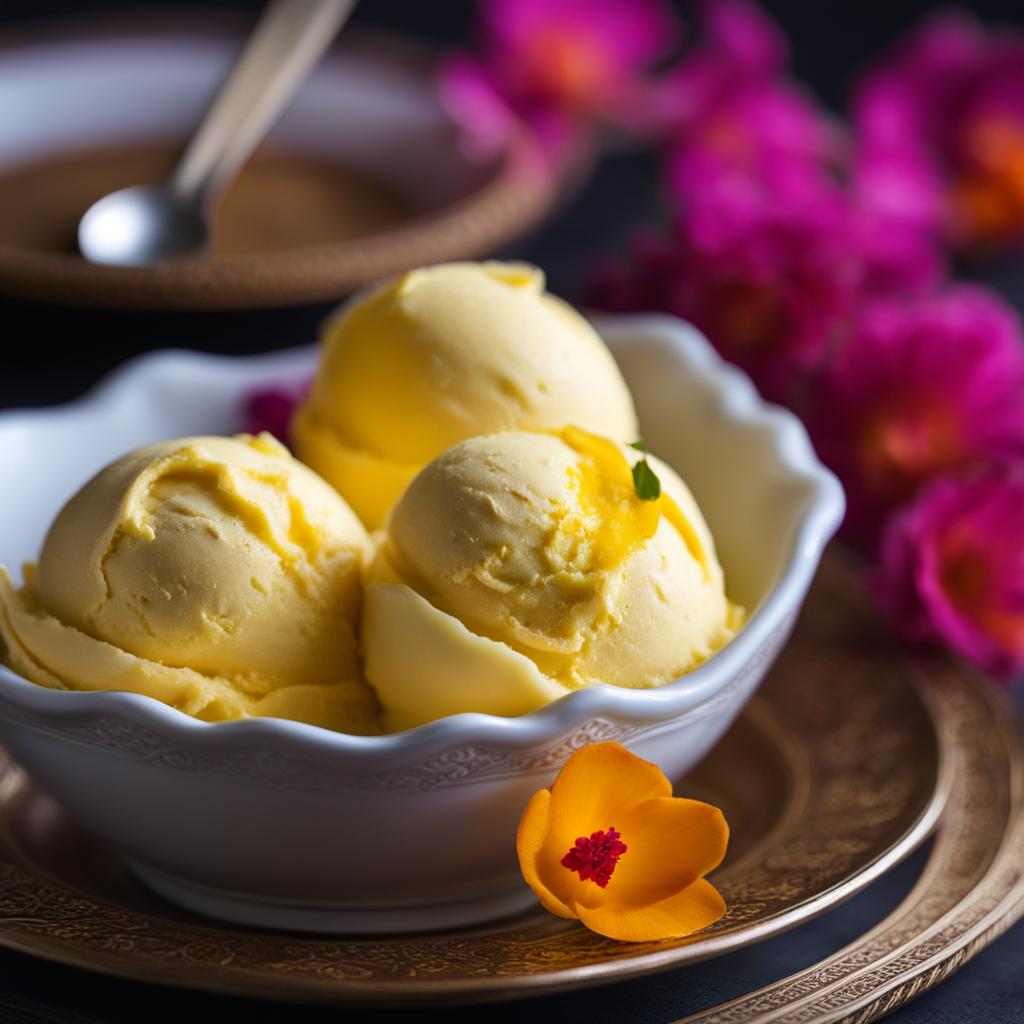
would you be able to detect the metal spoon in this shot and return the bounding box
[78,0,356,266]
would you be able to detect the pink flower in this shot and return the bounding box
[586,180,863,405]
[850,144,948,297]
[853,10,1024,251]
[480,0,678,107]
[694,0,787,74]
[853,215,946,300]
[810,286,1024,543]
[438,55,580,166]
[851,143,947,237]
[663,103,945,307]
[242,381,309,446]
[437,56,522,164]
[656,1,843,201]
[665,80,844,207]
[854,11,985,151]
[441,0,680,164]
[872,463,1024,680]
[659,0,789,126]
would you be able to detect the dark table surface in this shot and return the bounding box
[1,3,1023,1021]
[1,843,1021,1024]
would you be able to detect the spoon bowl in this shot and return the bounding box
[78,186,208,266]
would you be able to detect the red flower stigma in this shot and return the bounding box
[561,826,627,888]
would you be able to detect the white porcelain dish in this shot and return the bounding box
[0,21,552,308]
[0,315,844,932]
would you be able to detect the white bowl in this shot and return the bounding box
[0,315,843,932]
[0,21,553,308]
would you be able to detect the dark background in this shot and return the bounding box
[7,0,1024,111]
[3,0,1024,408]
[0,3,1023,1021]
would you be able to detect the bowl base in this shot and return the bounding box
[126,860,540,934]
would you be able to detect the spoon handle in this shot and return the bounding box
[170,0,356,203]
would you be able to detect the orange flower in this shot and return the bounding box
[516,741,729,942]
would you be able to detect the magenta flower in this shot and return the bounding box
[850,144,947,297]
[656,0,789,129]
[440,0,680,165]
[693,0,787,74]
[437,56,522,164]
[854,11,985,151]
[664,80,844,208]
[810,286,1024,543]
[587,179,863,405]
[661,91,944,305]
[479,0,678,110]
[438,54,581,166]
[241,381,310,446]
[656,0,843,203]
[854,9,1024,251]
[851,143,947,237]
[872,463,1024,680]
[853,214,946,300]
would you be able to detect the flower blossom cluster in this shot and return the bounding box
[854,10,1024,254]
[439,0,680,167]
[586,0,950,409]
[247,2,1024,678]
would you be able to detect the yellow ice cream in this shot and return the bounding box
[292,261,640,529]
[0,433,380,734]
[363,429,741,731]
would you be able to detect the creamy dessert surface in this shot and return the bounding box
[293,261,640,528]
[0,434,381,734]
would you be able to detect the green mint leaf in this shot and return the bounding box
[632,458,661,501]
[628,440,647,452]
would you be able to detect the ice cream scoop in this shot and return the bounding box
[362,429,741,731]
[0,433,380,733]
[292,261,640,529]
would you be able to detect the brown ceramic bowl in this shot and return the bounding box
[0,19,557,310]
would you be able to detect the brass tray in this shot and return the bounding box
[677,655,1024,1023]
[0,560,951,1006]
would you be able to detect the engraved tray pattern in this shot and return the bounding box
[675,656,1024,1023]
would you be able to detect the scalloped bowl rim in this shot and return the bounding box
[0,313,844,763]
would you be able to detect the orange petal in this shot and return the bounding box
[515,788,577,920]
[541,743,673,909]
[576,878,727,942]
[605,797,729,907]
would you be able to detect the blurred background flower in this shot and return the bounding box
[872,462,1024,679]
[809,287,1024,543]
[587,182,862,404]
[854,10,1024,255]
[242,381,310,446]
[655,0,845,204]
[439,0,681,166]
